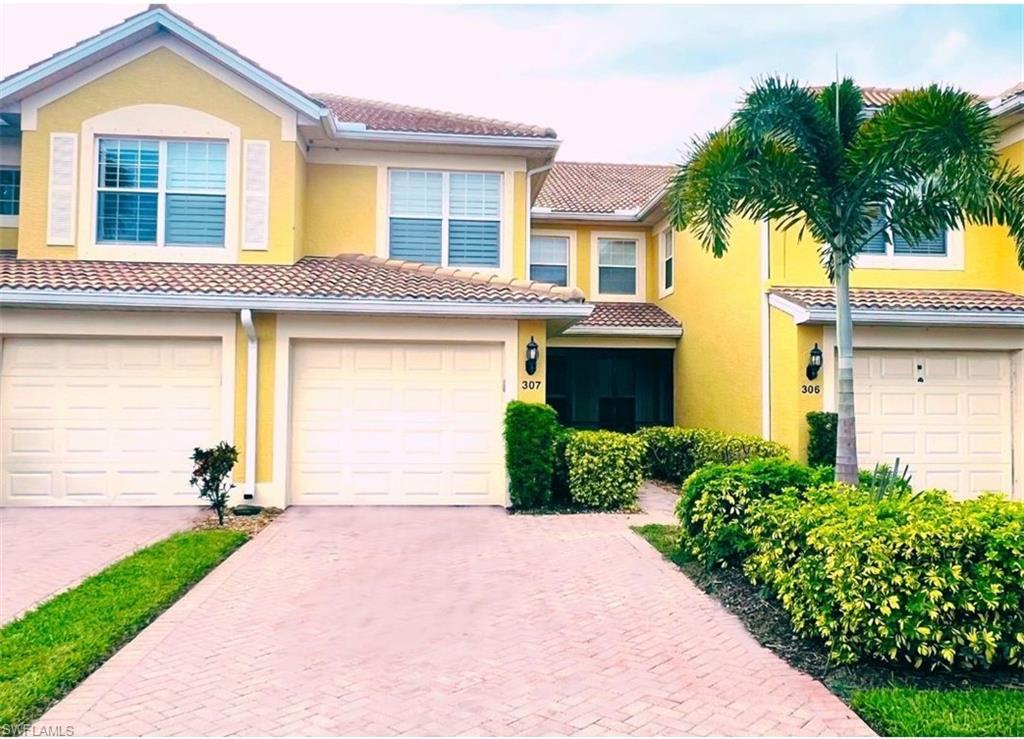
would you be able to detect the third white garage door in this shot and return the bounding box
[854,350,1013,498]
[289,340,506,505]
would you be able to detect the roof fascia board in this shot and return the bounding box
[531,210,641,223]
[0,288,594,319]
[324,123,561,150]
[0,7,327,121]
[562,325,682,337]
[803,306,1024,327]
[767,292,812,323]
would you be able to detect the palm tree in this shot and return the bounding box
[668,78,1024,484]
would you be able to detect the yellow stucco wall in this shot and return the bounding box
[768,308,824,460]
[0,227,16,249]
[18,47,301,262]
[658,219,763,434]
[302,163,378,256]
[517,319,547,403]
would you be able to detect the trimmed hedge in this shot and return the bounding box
[565,430,645,510]
[504,401,560,509]
[806,411,837,467]
[676,458,828,567]
[635,426,788,484]
[745,485,1024,670]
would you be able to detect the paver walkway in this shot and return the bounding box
[38,487,871,736]
[1,507,200,623]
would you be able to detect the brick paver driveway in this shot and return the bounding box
[1,507,200,624]
[40,489,870,736]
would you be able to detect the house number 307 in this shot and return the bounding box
[521,380,543,390]
[801,384,821,394]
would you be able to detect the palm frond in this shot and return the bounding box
[816,79,864,149]
[734,76,844,184]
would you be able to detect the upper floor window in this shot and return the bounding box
[389,169,501,267]
[597,237,638,295]
[0,168,20,216]
[96,137,227,247]
[530,235,569,286]
[860,212,947,257]
[659,228,674,295]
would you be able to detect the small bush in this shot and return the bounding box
[676,458,827,567]
[190,442,239,526]
[565,430,645,510]
[745,485,1024,670]
[550,426,575,506]
[806,411,837,467]
[504,401,560,509]
[634,426,789,484]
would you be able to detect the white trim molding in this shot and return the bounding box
[590,230,648,303]
[0,288,594,321]
[853,229,964,271]
[767,292,1024,328]
[657,226,675,299]
[562,325,682,338]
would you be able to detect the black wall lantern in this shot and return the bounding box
[525,336,539,376]
[806,342,823,381]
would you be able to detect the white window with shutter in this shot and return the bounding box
[47,133,78,245]
[243,140,270,250]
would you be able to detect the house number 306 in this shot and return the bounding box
[801,384,821,394]
[521,380,543,390]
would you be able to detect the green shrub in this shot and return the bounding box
[634,426,789,484]
[745,485,1024,670]
[565,430,645,510]
[551,426,575,506]
[676,458,827,567]
[806,411,837,467]
[504,401,560,509]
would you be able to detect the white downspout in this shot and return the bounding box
[240,309,258,500]
[760,220,772,440]
[525,163,553,276]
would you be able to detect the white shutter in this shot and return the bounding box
[47,133,78,245]
[242,140,270,250]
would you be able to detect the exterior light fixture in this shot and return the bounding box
[525,336,539,376]
[806,342,823,381]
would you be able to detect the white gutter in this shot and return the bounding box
[0,289,594,319]
[239,309,258,501]
[322,119,561,150]
[767,293,1024,327]
[562,325,682,338]
[759,222,771,440]
[530,210,642,222]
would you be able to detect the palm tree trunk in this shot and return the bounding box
[834,257,859,484]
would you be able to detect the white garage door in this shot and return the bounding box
[854,350,1013,498]
[1,337,222,506]
[290,340,505,505]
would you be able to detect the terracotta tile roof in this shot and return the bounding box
[534,162,675,215]
[0,252,583,304]
[315,93,556,139]
[568,302,682,333]
[992,81,1024,104]
[771,286,1024,314]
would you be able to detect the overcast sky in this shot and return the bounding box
[2,2,1022,163]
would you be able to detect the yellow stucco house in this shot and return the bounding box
[1,6,1021,508]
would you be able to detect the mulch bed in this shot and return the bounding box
[192,506,282,537]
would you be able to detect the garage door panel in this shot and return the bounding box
[290,340,505,506]
[855,349,1012,499]
[1,337,222,506]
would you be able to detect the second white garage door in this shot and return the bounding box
[290,340,506,505]
[854,350,1013,498]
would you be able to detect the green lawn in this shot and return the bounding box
[0,529,247,727]
[851,687,1024,737]
[632,523,692,566]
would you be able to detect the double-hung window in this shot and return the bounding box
[0,168,20,216]
[96,137,227,247]
[389,169,501,267]
[529,235,570,286]
[860,210,947,258]
[660,228,674,294]
[597,237,638,295]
